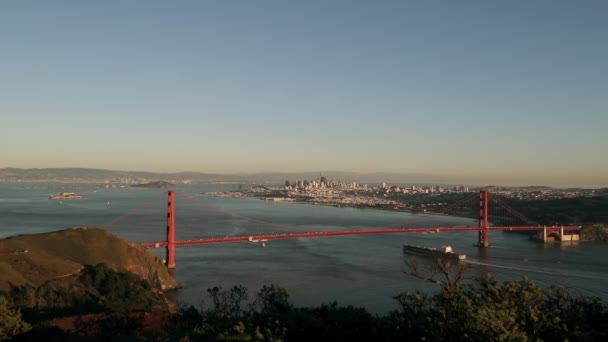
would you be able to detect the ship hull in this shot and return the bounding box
[403,245,466,261]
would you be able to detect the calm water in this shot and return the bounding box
[1,183,606,312]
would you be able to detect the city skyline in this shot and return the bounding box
[1,1,607,187]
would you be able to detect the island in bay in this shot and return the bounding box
[48,192,85,200]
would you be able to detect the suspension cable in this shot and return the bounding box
[175,191,315,232]
[99,193,166,228]
[177,190,480,233]
[490,196,540,226]
[376,191,479,229]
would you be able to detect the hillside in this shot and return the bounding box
[0,228,178,293]
[0,167,442,185]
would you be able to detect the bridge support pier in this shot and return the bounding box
[540,225,581,243]
[478,190,489,247]
[166,190,176,268]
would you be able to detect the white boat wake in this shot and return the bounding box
[465,259,608,281]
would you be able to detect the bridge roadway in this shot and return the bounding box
[140,225,579,248]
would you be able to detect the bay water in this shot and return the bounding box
[1,183,606,313]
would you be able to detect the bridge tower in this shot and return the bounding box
[478,190,489,247]
[166,190,176,268]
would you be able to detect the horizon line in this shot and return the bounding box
[1,166,606,189]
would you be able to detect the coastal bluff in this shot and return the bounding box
[0,227,178,293]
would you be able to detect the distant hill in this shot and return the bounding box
[483,185,555,191]
[131,181,175,188]
[0,167,224,182]
[1,167,604,188]
[0,167,447,185]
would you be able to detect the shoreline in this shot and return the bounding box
[203,191,466,220]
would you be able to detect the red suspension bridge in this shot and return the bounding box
[101,190,580,269]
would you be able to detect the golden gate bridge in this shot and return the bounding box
[100,190,580,269]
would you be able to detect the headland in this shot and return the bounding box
[0,228,178,313]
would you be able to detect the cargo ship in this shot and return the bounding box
[403,244,466,261]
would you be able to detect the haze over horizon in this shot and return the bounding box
[1,1,606,187]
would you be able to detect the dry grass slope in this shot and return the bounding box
[0,228,178,293]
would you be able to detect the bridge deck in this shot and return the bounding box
[141,225,579,247]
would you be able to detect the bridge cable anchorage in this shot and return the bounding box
[489,196,540,226]
[99,193,166,228]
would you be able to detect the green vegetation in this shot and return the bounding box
[79,263,159,312]
[581,225,608,242]
[9,263,171,321]
[175,264,607,342]
[11,258,606,341]
[0,228,178,340]
[2,220,606,340]
[0,296,31,341]
[500,196,608,226]
[146,260,608,341]
[404,192,608,229]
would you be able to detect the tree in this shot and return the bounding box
[396,257,608,342]
[252,284,290,315]
[0,296,31,341]
[204,285,248,320]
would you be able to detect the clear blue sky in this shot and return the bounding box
[1,1,606,186]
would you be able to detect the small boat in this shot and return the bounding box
[248,236,268,247]
[403,244,466,261]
